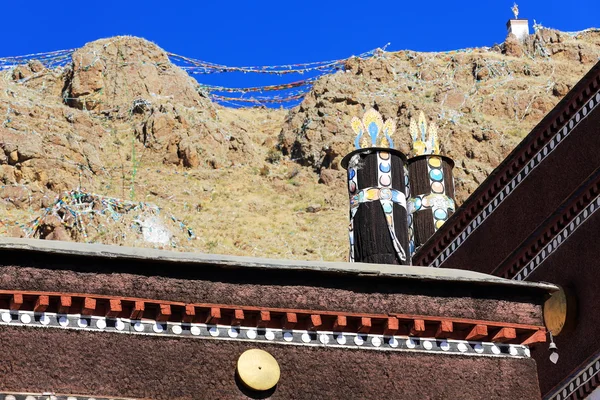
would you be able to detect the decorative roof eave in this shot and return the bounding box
[544,349,600,400]
[413,60,600,267]
[0,238,557,295]
[0,290,547,346]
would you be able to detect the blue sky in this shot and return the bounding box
[1,0,598,104]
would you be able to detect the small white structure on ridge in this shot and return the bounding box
[506,3,530,41]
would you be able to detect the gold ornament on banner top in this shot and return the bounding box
[351,108,397,150]
[410,111,440,157]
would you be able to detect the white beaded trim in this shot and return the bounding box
[0,309,530,358]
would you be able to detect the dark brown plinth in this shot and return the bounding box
[0,261,546,326]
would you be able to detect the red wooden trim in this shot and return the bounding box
[520,330,546,345]
[466,325,488,341]
[358,317,372,334]
[156,304,172,322]
[492,327,517,343]
[0,290,546,345]
[183,304,196,323]
[436,320,453,338]
[129,301,143,320]
[59,296,72,314]
[106,299,122,318]
[9,294,23,310]
[283,312,297,330]
[308,314,322,331]
[388,313,541,332]
[230,309,244,326]
[205,307,220,324]
[333,315,347,331]
[0,289,543,331]
[257,310,271,328]
[384,317,399,336]
[33,295,49,313]
[410,319,426,336]
[82,297,97,315]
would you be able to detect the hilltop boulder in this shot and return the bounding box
[65,36,209,111]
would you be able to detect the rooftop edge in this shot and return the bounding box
[0,237,557,294]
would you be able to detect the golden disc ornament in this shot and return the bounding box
[543,287,575,336]
[237,349,280,391]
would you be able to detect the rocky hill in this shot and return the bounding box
[1,29,599,260]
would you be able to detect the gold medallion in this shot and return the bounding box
[237,349,280,391]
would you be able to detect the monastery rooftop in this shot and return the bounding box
[0,237,557,294]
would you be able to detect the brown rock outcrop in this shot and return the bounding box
[65,36,208,111]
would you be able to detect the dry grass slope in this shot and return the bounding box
[1,29,599,261]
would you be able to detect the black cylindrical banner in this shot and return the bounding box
[407,155,455,256]
[342,148,410,265]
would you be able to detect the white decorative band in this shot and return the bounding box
[0,309,529,358]
[514,194,600,281]
[544,350,600,400]
[431,90,600,268]
[407,194,455,215]
[350,188,407,210]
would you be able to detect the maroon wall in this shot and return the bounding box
[527,210,600,395]
[0,325,542,400]
[424,104,600,274]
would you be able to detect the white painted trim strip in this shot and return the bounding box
[514,194,600,281]
[544,351,600,400]
[0,309,530,358]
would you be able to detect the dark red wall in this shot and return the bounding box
[528,209,600,395]
[0,325,542,400]
[428,103,600,275]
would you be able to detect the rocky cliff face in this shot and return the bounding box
[279,29,600,203]
[2,37,259,190]
[1,30,599,260]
